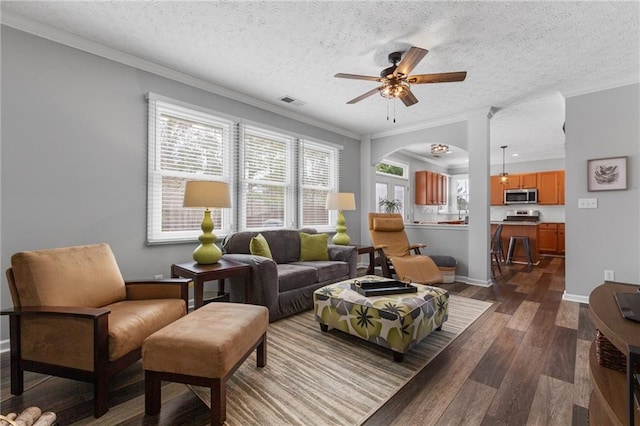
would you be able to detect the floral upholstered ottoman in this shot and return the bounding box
[313,275,449,362]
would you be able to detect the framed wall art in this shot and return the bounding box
[587,156,627,191]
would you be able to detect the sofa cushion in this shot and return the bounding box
[291,261,349,282]
[223,229,318,264]
[277,264,319,292]
[299,232,329,261]
[10,243,126,308]
[250,233,273,259]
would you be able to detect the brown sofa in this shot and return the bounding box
[222,229,357,322]
[1,243,190,417]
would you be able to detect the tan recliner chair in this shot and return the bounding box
[368,213,443,284]
[1,243,191,418]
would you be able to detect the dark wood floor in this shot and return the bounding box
[1,256,593,425]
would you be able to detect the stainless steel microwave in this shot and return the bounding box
[504,188,538,204]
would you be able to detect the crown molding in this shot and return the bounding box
[1,11,359,140]
[371,113,467,139]
[560,76,640,98]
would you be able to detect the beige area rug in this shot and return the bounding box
[190,294,492,426]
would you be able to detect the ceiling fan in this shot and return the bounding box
[335,47,467,107]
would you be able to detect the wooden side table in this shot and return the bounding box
[588,282,640,426]
[171,258,252,309]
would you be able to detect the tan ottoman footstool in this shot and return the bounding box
[142,303,268,425]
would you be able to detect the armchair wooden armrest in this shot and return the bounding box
[125,278,190,305]
[409,243,426,255]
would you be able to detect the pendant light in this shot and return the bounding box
[499,145,509,185]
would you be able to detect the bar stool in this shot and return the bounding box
[506,236,533,267]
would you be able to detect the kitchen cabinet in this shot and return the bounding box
[415,171,427,205]
[537,171,565,205]
[558,171,565,205]
[538,223,565,255]
[538,223,564,255]
[490,175,505,205]
[415,171,447,205]
[504,173,537,190]
[490,170,565,206]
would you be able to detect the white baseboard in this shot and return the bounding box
[562,292,589,304]
[456,276,493,287]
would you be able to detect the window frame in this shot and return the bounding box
[147,96,235,244]
[375,159,409,180]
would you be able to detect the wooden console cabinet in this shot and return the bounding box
[589,282,640,426]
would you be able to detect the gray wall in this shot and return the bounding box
[565,84,640,298]
[0,27,361,342]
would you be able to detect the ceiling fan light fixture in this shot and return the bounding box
[431,143,450,155]
[380,81,410,99]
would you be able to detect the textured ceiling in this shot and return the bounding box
[2,1,638,167]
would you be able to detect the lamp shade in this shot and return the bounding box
[183,181,231,208]
[325,192,356,211]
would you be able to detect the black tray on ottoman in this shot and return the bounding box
[350,279,418,297]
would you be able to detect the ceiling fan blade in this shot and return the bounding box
[334,73,382,82]
[408,71,467,84]
[394,47,428,77]
[346,86,384,104]
[399,88,419,107]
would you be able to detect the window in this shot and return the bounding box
[240,126,293,230]
[375,159,408,218]
[147,97,233,244]
[147,94,341,243]
[300,141,338,228]
[448,174,469,213]
[376,159,408,179]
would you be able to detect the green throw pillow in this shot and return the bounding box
[250,233,273,259]
[299,232,329,261]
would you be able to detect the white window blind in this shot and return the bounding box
[300,140,339,228]
[147,98,233,243]
[240,126,293,230]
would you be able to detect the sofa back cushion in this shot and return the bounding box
[249,233,273,259]
[223,228,317,264]
[10,243,127,308]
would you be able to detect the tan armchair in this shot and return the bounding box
[368,213,443,284]
[1,243,190,418]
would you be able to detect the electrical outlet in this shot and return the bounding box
[154,274,163,280]
[604,270,614,281]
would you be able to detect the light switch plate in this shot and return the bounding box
[578,198,598,209]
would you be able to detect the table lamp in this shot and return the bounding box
[326,192,356,245]
[183,180,231,264]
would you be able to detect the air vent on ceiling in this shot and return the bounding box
[279,95,305,107]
